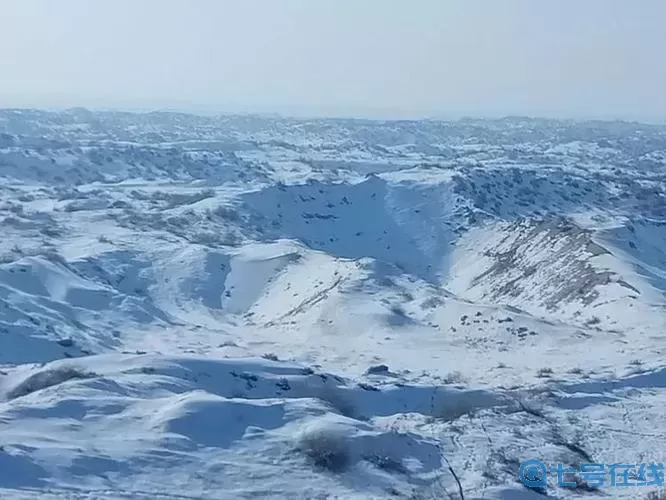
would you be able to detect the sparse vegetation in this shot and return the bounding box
[366,364,390,375]
[442,371,466,385]
[296,421,350,472]
[585,316,601,326]
[7,365,96,400]
[536,367,554,378]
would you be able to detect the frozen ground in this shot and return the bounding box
[0,109,665,499]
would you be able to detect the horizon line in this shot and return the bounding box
[1,103,665,127]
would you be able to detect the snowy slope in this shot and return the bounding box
[0,109,665,499]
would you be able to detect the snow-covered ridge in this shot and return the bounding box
[0,109,665,499]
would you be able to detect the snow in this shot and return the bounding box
[0,109,665,499]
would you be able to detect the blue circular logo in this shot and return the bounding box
[519,459,547,489]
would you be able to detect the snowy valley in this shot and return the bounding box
[0,108,665,499]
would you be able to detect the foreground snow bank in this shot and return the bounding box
[0,354,509,499]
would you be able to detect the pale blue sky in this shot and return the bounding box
[1,0,664,120]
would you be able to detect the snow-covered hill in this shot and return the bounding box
[0,109,665,499]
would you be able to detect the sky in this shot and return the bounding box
[1,0,665,121]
